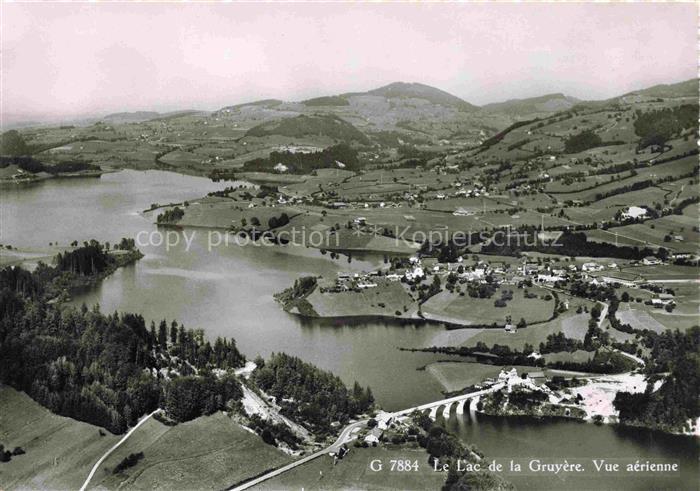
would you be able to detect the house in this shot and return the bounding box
[651,293,675,307]
[642,256,662,266]
[364,427,382,445]
[601,276,636,287]
[356,281,377,289]
[522,264,540,275]
[354,217,367,225]
[453,207,475,216]
[273,163,289,173]
[405,266,424,281]
[536,273,565,285]
[621,206,648,220]
[582,262,604,272]
[504,323,517,333]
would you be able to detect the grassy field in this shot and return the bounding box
[421,286,555,326]
[542,350,594,364]
[620,264,699,281]
[306,280,419,318]
[0,387,120,490]
[89,412,293,491]
[254,446,445,491]
[616,304,667,333]
[174,197,302,231]
[560,312,591,341]
[453,295,595,350]
[608,215,700,254]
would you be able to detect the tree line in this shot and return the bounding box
[252,352,374,434]
[243,143,361,174]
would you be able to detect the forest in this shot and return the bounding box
[633,104,698,148]
[157,206,185,224]
[564,129,603,153]
[243,143,361,174]
[246,114,370,145]
[0,155,100,174]
[0,259,246,434]
[614,327,700,432]
[481,231,664,260]
[252,353,374,434]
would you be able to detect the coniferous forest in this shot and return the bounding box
[0,258,246,434]
[253,352,374,434]
[0,244,375,437]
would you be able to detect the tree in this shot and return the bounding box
[564,130,602,154]
[170,322,178,346]
[158,320,168,347]
[0,130,29,156]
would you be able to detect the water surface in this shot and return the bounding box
[2,170,696,490]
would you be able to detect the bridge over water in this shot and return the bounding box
[390,382,505,421]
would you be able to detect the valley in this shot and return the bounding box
[1,77,698,491]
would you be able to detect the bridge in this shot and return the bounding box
[390,382,505,421]
[230,383,505,491]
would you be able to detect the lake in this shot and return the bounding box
[2,170,697,490]
[445,412,698,490]
[1,170,450,410]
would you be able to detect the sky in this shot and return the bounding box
[1,2,697,121]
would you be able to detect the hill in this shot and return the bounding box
[302,95,350,107]
[0,386,120,490]
[623,78,697,99]
[245,113,370,145]
[102,111,160,124]
[481,93,580,116]
[365,82,478,112]
[219,99,284,112]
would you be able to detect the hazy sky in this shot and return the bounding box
[2,2,697,120]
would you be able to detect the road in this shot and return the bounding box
[79,409,161,491]
[232,384,504,490]
[614,349,646,367]
[230,419,367,491]
[241,385,312,441]
[644,278,700,284]
[596,301,609,329]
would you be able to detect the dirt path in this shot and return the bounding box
[79,409,161,491]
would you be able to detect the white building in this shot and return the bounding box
[621,206,648,220]
[582,262,604,272]
[273,163,289,173]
